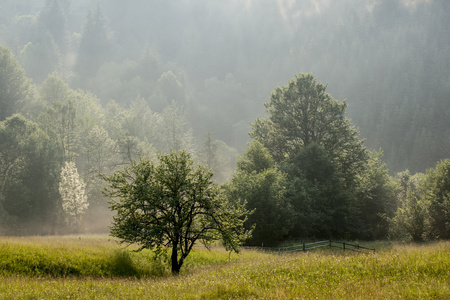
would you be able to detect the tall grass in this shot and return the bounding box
[0,236,449,299]
[0,235,240,278]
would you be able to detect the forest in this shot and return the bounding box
[0,0,449,243]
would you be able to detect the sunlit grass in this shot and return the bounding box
[0,236,449,299]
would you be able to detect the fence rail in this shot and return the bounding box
[248,240,376,253]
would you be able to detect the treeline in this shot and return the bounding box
[1,45,449,242]
[0,46,236,234]
[1,0,449,242]
[223,74,450,245]
[0,0,449,173]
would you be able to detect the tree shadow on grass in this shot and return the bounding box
[110,250,168,278]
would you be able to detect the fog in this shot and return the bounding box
[0,0,449,234]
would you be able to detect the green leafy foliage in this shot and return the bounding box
[250,73,367,183]
[0,46,33,121]
[225,141,293,246]
[0,114,60,235]
[0,0,450,243]
[355,151,396,239]
[246,74,372,240]
[102,150,251,274]
[284,142,351,239]
[390,171,430,242]
[426,159,450,239]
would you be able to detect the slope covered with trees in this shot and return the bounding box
[0,0,449,240]
[1,0,449,173]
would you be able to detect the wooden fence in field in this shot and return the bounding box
[251,240,376,253]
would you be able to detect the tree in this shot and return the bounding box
[224,140,294,246]
[200,131,220,171]
[37,0,70,54]
[390,170,430,242]
[355,150,396,239]
[198,131,238,183]
[0,114,61,235]
[18,36,62,84]
[0,46,34,121]
[74,5,112,83]
[157,102,193,153]
[248,73,369,240]
[82,125,116,232]
[426,159,450,239]
[102,150,251,274]
[157,70,186,106]
[236,140,275,173]
[84,125,115,176]
[39,73,71,105]
[284,142,350,239]
[250,73,367,187]
[59,161,89,231]
[38,99,78,163]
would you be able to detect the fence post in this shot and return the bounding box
[343,242,345,251]
[303,242,305,252]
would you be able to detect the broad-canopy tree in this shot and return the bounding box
[250,73,367,188]
[102,150,251,274]
[247,73,370,239]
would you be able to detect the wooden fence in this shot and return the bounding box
[252,240,376,253]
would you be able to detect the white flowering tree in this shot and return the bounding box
[59,161,89,231]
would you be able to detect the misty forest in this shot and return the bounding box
[0,0,450,245]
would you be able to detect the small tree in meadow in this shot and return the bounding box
[102,150,251,275]
[59,161,89,231]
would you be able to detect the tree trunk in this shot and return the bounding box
[171,244,180,275]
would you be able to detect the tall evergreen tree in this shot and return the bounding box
[74,5,112,81]
[37,0,70,54]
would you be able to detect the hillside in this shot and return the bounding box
[0,0,449,173]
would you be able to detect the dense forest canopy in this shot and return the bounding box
[0,0,449,173]
[0,0,449,239]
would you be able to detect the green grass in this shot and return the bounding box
[0,236,449,299]
[0,235,242,278]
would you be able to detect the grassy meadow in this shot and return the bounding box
[0,236,449,299]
